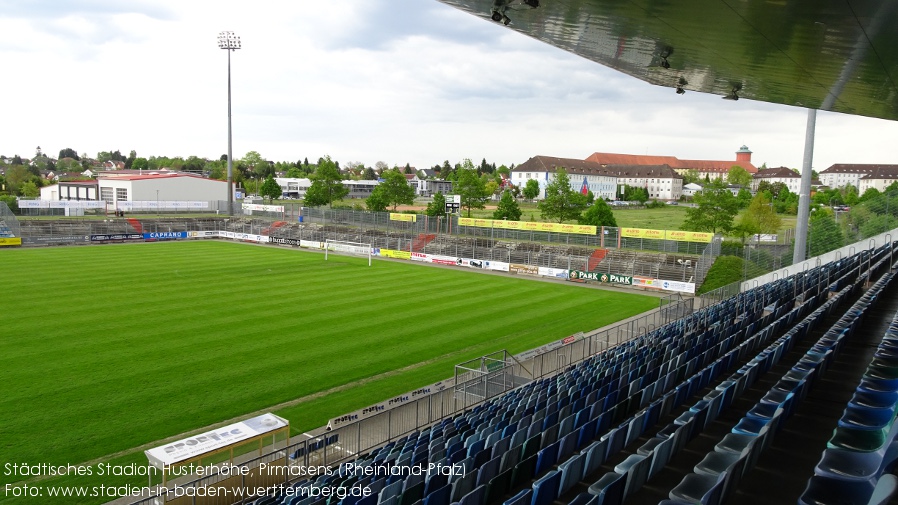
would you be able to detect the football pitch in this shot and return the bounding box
[0,240,656,489]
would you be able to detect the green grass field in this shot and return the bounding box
[0,241,656,494]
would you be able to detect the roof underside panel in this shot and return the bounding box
[436,0,898,121]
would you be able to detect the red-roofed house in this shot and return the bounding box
[586,145,758,180]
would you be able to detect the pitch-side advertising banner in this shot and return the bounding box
[509,263,539,276]
[483,260,510,272]
[328,379,455,429]
[0,237,22,246]
[620,228,713,243]
[458,217,596,235]
[120,201,209,210]
[539,267,570,279]
[375,248,412,260]
[389,213,416,222]
[143,232,188,240]
[188,231,219,238]
[145,413,288,468]
[632,276,696,294]
[219,231,270,243]
[18,200,106,209]
[242,203,285,213]
[568,270,633,285]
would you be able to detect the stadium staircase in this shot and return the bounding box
[587,249,608,271]
[412,233,436,253]
[126,218,143,233]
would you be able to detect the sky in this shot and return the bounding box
[1,0,897,173]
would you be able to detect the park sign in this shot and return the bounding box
[568,270,633,285]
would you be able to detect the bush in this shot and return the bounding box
[696,255,766,295]
[0,195,18,214]
[645,199,667,209]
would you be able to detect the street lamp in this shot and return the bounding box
[218,30,241,215]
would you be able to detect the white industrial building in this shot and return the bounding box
[275,178,380,199]
[95,174,228,205]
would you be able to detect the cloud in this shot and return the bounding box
[1,0,898,173]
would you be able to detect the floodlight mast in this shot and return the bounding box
[218,31,241,215]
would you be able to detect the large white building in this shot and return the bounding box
[751,166,802,193]
[40,173,227,206]
[819,164,898,189]
[511,156,617,200]
[586,145,758,181]
[96,174,228,205]
[511,156,684,201]
[858,167,898,193]
[274,178,380,199]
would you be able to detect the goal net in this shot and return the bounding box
[324,239,372,266]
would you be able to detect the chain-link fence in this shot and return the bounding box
[0,202,21,237]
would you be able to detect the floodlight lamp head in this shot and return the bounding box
[218,31,241,50]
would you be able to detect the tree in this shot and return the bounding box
[682,180,740,234]
[286,166,304,178]
[363,167,377,180]
[682,169,702,185]
[455,160,489,217]
[522,178,540,200]
[439,160,452,179]
[538,168,587,223]
[425,193,447,217]
[5,165,30,195]
[259,175,282,203]
[727,166,753,187]
[735,194,781,243]
[807,210,844,257]
[736,188,753,208]
[58,148,79,161]
[365,188,389,212]
[493,190,522,221]
[20,181,40,198]
[304,155,348,207]
[619,185,649,204]
[369,169,415,211]
[578,199,617,227]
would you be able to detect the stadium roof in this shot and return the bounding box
[435,0,898,121]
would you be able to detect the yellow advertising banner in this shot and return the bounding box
[458,217,596,236]
[379,249,412,260]
[0,237,22,247]
[620,228,712,243]
[389,213,417,222]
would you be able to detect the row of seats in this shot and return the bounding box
[578,255,873,505]
[248,247,892,505]
[657,251,898,505]
[800,268,898,505]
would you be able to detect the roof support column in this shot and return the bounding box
[793,108,816,264]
